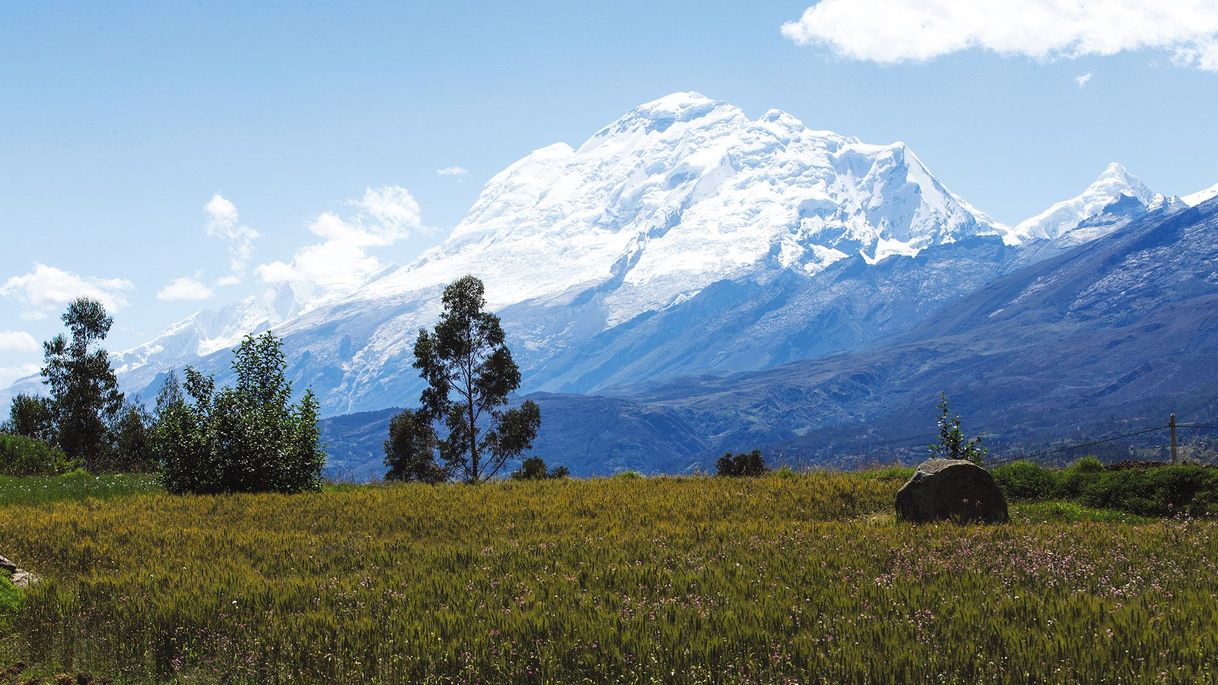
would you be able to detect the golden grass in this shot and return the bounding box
[1,474,1216,684]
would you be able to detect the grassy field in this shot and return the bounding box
[0,472,161,507]
[1,472,1217,684]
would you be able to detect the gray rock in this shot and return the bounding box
[896,459,1009,523]
[0,554,15,574]
[10,570,37,588]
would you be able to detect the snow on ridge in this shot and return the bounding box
[1183,181,1218,207]
[358,93,1001,326]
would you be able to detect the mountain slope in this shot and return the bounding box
[322,196,1218,478]
[627,195,1218,465]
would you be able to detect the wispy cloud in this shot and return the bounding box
[436,166,470,178]
[781,1,1218,72]
[1075,72,1093,87]
[0,263,133,319]
[256,186,424,308]
[205,193,259,280]
[157,276,214,302]
[0,331,38,353]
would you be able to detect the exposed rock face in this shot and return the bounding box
[896,459,1009,523]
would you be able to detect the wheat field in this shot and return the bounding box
[1,474,1216,684]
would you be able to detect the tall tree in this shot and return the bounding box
[393,276,540,483]
[42,298,124,469]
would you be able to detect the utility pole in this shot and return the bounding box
[1170,414,1179,465]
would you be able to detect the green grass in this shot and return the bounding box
[0,472,161,507]
[1010,500,1153,524]
[0,575,19,633]
[1,473,1216,684]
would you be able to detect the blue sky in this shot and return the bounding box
[1,1,1216,386]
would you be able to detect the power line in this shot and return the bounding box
[987,425,1169,466]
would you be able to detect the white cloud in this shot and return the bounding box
[0,331,38,353]
[437,166,470,178]
[205,193,259,279]
[157,276,214,302]
[1075,72,1093,87]
[0,263,133,318]
[0,363,40,389]
[781,0,1218,72]
[255,186,424,307]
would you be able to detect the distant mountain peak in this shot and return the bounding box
[1012,163,1161,242]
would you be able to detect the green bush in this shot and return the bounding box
[1073,455,1105,473]
[0,433,76,476]
[716,450,768,477]
[510,456,569,480]
[157,333,325,495]
[992,460,1057,501]
[1076,466,1218,517]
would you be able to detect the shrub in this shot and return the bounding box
[510,457,569,481]
[0,434,76,476]
[1073,455,1105,473]
[1056,456,1107,498]
[992,460,1057,501]
[1075,466,1218,517]
[614,470,643,479]
[716,450,768,477]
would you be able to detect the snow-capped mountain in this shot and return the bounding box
[110,92,1023,412]
[6,93,1202,422]
[111,284,304,395]
[1010,162,1181,244]
[354,92,1003,325]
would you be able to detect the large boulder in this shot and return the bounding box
[896,459,1009,523]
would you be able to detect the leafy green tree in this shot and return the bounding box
[155,368,218,494]
[509,456,569,480]
[3,393,56,443]
[111,401,155,472]
[405,276,541,483]
[384,409,447,483]
[156,332,325,494]
[930,393,987,464]
[41,298,124,469]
